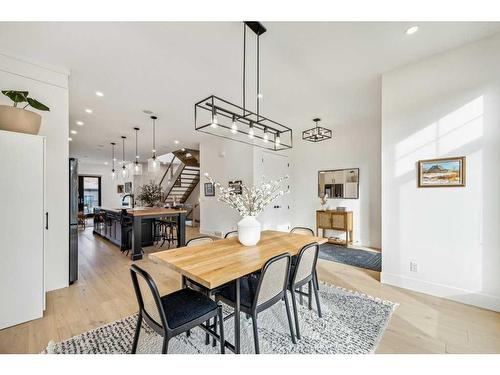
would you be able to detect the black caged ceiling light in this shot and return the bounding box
[194,21,292,151]
[302,118,332,143]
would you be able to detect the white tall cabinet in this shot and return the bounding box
[0,130,45,330]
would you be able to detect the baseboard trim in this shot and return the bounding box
[381,272,500,312]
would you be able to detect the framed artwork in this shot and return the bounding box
[124,182,132,194]
[117,184,124,194]
[204,182,215,196]
[418,156,466,187]
[229,180,243,194]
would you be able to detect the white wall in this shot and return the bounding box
[78,161,168,208]
[200,137,255,237]
[0,52,69,291]
[290,117,381,248]
[381,32,500,311]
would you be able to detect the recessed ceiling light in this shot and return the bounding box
[95,91,104,97]
[76,121,84,126]
[405,26,419,35]
[104,161,108,165]
[174,140,179,144]
[85,108,93,114]
[142,110,153,115]
[70,130,77,134]
[68,137,73,141]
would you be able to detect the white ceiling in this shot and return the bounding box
[0,22,499,164]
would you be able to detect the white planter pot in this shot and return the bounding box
[237,216,261,246]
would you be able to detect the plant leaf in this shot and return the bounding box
[27,97,50,111]
[2,90,28,103]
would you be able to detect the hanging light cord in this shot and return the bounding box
[135,128,139,165]
[243,24,246,116]
[122,137,126,167]
[111,143,115,171]
[257,32,260,122]
[152,116,157,159]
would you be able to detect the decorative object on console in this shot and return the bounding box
[147,115,160,173]
[194,22,292,151]
[319,193,329,210]
[205,174,289,246]
[302,118,332,143]
[137,181,164,207]
[204,182,215,197]
[0,90,50,135]
[318,168,359,199]
[418,156,466,187]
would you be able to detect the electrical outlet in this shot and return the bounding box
[409,261,418,273]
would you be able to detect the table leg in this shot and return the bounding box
[235,277,241,354]
[131,216,143,260]
[177,212,186,247]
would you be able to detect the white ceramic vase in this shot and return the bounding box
[237,216,261,246]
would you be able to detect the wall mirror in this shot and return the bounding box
[318,168,359,199]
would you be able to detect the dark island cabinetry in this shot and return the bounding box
[93,207,154,250]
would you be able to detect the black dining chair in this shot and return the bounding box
[290,226,320,292]
[224,230,238,239]
[215,253,296,354]
[288,242,322,339]
[129,264,225,354]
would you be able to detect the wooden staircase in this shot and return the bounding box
[160,148,200,204]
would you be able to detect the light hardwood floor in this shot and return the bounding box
[0,227,498,354]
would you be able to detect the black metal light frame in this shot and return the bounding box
[302,118,332,143]
[195,95,292,151]
[194,21,292,151]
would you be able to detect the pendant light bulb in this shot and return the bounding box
[133,127,143,176]
[211,109,218,128]
[263,127,269,143]
[248,121,254,138]
[231,115,238,134]
[111,169,116,179]
[275,132,281,146]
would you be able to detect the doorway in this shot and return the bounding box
[78,175,102,217]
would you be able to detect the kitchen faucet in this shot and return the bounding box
[122,194,135,208]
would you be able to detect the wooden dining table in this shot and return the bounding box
[149,230,327,353]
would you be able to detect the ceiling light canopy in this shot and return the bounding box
[406,26,419,35]
[194,21,292,151]
[302,118,332,143]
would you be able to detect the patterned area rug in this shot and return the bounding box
[319,244,382,271]
[43,283,396,354]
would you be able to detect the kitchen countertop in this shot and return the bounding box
[94,206,187,216]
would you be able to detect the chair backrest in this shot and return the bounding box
[224,230,238,239]
[185,236,214,247]
[254,253,291,310]
[290,227,314,236]
[130,265,167,330]
[292,242,319,286]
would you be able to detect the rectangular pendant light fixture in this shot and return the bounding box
[194,21,292,151]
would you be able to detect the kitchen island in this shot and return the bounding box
[93,207,187,260]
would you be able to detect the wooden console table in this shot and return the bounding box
[316,210,353,246]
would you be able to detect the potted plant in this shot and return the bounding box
[205,174,289,246]
[0,90,50,135]
[137,181,164,207]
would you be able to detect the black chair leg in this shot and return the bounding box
[308,280,313,310]
[162,337,169,354]
[299,286,303,305]
[131,314,142,354]
[212,315,218,347]
[218,305,225,354]
[290,288,301,339]
[186,329,191,337]
[205,318,211,345]
[312,274,322,318]
[251,313,260,354]
[284,293,296,344]
[314,270,320,290]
